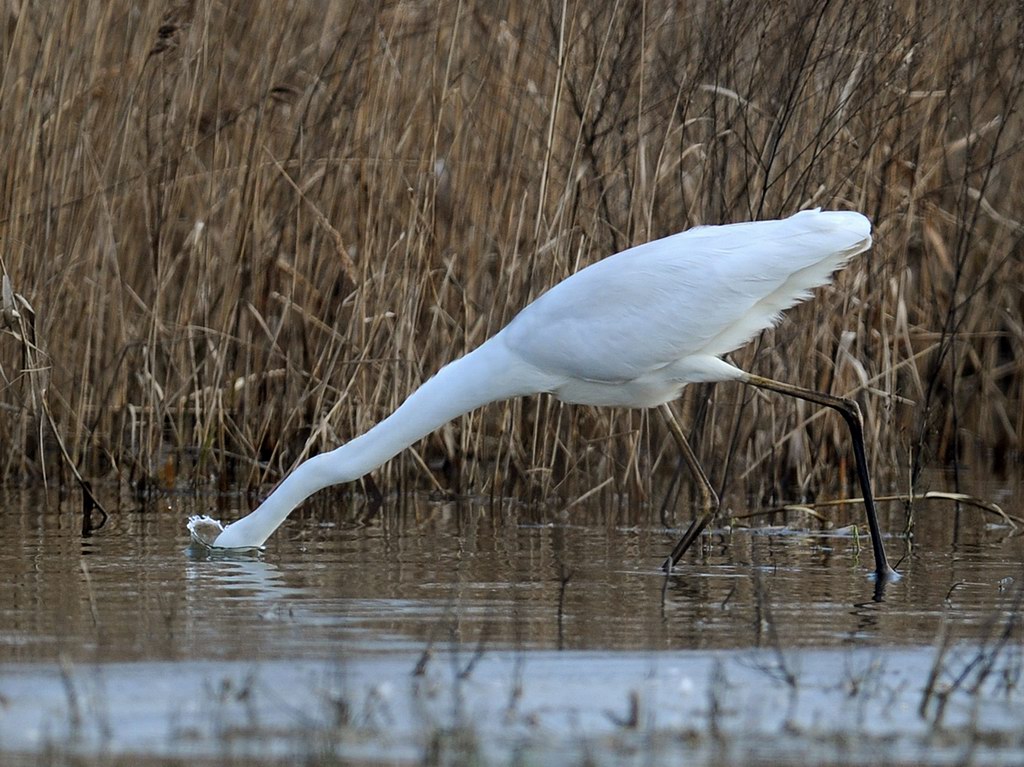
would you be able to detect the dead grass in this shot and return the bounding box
[1,0,1023,510]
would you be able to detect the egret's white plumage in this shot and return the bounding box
[502,209,869,405]
[188,209,893,580]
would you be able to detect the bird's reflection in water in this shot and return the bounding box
[185,545,309,602]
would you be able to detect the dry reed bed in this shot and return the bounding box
[0,1,1022,512]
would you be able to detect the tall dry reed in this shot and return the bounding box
[1,1,1022,515]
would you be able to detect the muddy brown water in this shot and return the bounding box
[0,480,1021,765]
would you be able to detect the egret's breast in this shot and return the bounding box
[550,354,744,408]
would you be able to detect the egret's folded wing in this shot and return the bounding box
[501,210,870,383]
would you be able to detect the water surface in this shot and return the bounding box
[0,484,1021,764]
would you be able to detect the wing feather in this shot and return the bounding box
[501,210,870,383]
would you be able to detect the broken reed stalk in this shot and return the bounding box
[733,493,1024,530]
[1,272,108,522]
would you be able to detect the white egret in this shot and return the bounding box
[188,209,896,581]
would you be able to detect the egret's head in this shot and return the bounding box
[187,514,225,547]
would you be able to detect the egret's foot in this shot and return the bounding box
[869,565,901,583]
[868,565,900,602]
[187,514,225,547]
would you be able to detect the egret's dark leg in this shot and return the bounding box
[742,373,896,582]
[659,404,719,573]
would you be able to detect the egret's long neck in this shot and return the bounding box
[214,336,547,547]
[341,339,536,476]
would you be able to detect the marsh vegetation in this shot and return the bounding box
[1,1,1022,510]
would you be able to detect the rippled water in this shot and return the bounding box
[0,481,1022,765]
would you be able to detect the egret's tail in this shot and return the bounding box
[700,209,872,357]
[778,209,872,298]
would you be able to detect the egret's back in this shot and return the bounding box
[500,210,870,397]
